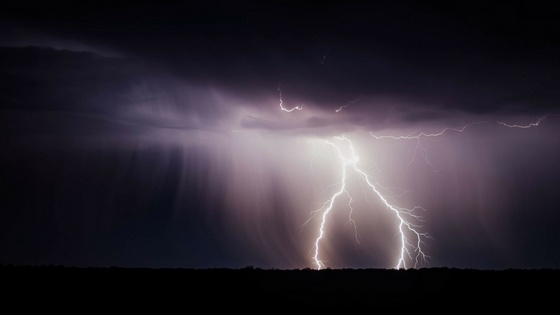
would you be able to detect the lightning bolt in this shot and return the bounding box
[306,115,555,269]
[310,136,430,270]
[370,121,488,169]
[368,117,549,169]
[274,88,553,269]
[335,95,362,113]
[497,116,546,128]
[278,86,303,112]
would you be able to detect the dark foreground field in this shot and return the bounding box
[2,265,558,305]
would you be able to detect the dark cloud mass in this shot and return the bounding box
[1,1,560,269]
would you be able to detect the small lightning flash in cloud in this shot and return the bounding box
[320,48,330,65]
[278,86,303,113]
[497,116,547,129]
[335,95,362,113]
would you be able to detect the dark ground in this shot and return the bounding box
[2,264,558,305]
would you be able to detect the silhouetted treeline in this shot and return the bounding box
[1,264,558,305]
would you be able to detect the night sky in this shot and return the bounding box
[1,1,560,269]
